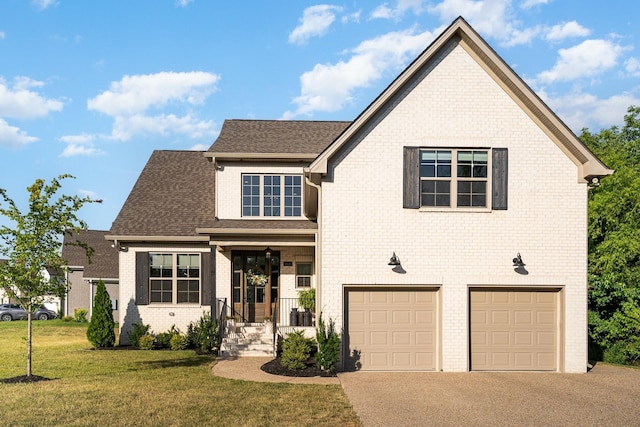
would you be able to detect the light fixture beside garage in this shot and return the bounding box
[388,252,401,266]
[512,253,525,267]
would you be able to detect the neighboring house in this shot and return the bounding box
[0,259,61,311]
[107,17,612,372]
[62,230,119,320]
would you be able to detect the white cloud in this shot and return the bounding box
[283,28,434,118]
[542,90,640,131]
[0,118,38,148]
[625,57,640,77]
[189,143,209,151]
[59,133,96,144]
[60,142,104,157]
[544,21,591,41]
[32,0,58,10]
[371,0,427,20]
[0,76,64,119]
[520,0,551,9]
[88,71,219,116]
[289,5,344,45]
[176,0,193,7]
[537,39,627,83]
[0,31,5,39]
[110,113,216,142]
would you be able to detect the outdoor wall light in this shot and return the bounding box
[265,247,272,260]
[388,252,401,266]
[512,253,525,267]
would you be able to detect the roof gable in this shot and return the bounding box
[308,17,612,181]
[108,150,215,239]
[62,230,119,279]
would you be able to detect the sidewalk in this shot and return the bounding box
[212,356,341,385]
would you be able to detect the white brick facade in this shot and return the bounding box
[318,43,588,372]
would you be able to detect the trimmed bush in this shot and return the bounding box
[139,334,155,350]
[74,308,88,323]
[316,312,341,373]
[185,312,219,353]
[281,330,313,370]
[86,280,116,348]
[129,323,150,348]
[170,334,187,350]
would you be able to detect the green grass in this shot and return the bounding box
[0,321,361,426]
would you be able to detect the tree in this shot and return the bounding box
[0,175,98,377]
[86,279,115,348]
[582,106,640,364]
[582,106,640,285]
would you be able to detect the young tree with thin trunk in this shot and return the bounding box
[0,175,99,378]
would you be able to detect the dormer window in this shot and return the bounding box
[242,174,302,217]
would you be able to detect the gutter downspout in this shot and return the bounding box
[304,173,322,315]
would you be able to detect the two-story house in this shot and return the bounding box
[107,17,612,372]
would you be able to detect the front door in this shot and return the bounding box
[232,251,280,322]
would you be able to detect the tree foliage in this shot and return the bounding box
[0,175,97,376]
[87,279,116,348]
[583,106,640,365]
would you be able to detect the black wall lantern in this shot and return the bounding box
[388,252,401,266]
[512,253,525,267]
[265,247,272,261]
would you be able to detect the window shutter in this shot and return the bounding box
[492,148,508,210]
[135,252,149,305]
[403,147,420,209]
[201,250,216,309]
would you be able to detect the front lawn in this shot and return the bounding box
[0,321,361,426]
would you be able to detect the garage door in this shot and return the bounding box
[470,289,558,371]
[346,288,438,371]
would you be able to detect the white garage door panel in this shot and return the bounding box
[470,289,558,371]
[347,288,438,371]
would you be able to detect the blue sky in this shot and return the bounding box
[1,0,638,230]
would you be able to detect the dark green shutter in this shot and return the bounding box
[492,148,508,210]
[403,147,420,209]
[135,252,149,305]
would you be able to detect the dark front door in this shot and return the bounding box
[232,251,279,322]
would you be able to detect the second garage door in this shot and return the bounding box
[470,288,559,371]
[346,288,439,371]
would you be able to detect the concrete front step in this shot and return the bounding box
[222,321,275,357]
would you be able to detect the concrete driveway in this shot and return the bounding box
[337,364,640,426]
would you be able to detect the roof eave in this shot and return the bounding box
[205,152,317,162]
[105,235,210,243]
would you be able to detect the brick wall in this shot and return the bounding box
[318,42,588,372]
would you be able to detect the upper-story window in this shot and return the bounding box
[403,147,507,210]
[242,174,302,217]
[420,149,488,208]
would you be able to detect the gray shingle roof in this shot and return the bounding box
[62,230,119,279]
[109,150,216,237]
[208,119,351,154]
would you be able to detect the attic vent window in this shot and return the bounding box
[242,174,302,217]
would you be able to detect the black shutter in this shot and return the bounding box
[492,148,508,210]
[135,252,149,305]
[201,250,216,310]
[403,147,420,208]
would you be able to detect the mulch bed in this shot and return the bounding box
[261,357,336,377]
[0,375,52,384]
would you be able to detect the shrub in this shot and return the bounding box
[139,334,155,350]
[129,323,150,348]
[183,312,219,353]
[281,330,313,370]
[86,280,116,348]
[316,312,341,373]
[170,334,187,350]
[61,315,74,322]
[298,288,316,311]
[155,325,181,349]
[73,308,88,323]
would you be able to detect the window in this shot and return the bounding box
[242,174,302,217]
[296,262,312,288]
[404,147,507,210]
[149,253,200,304]
[420,149,488,208]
